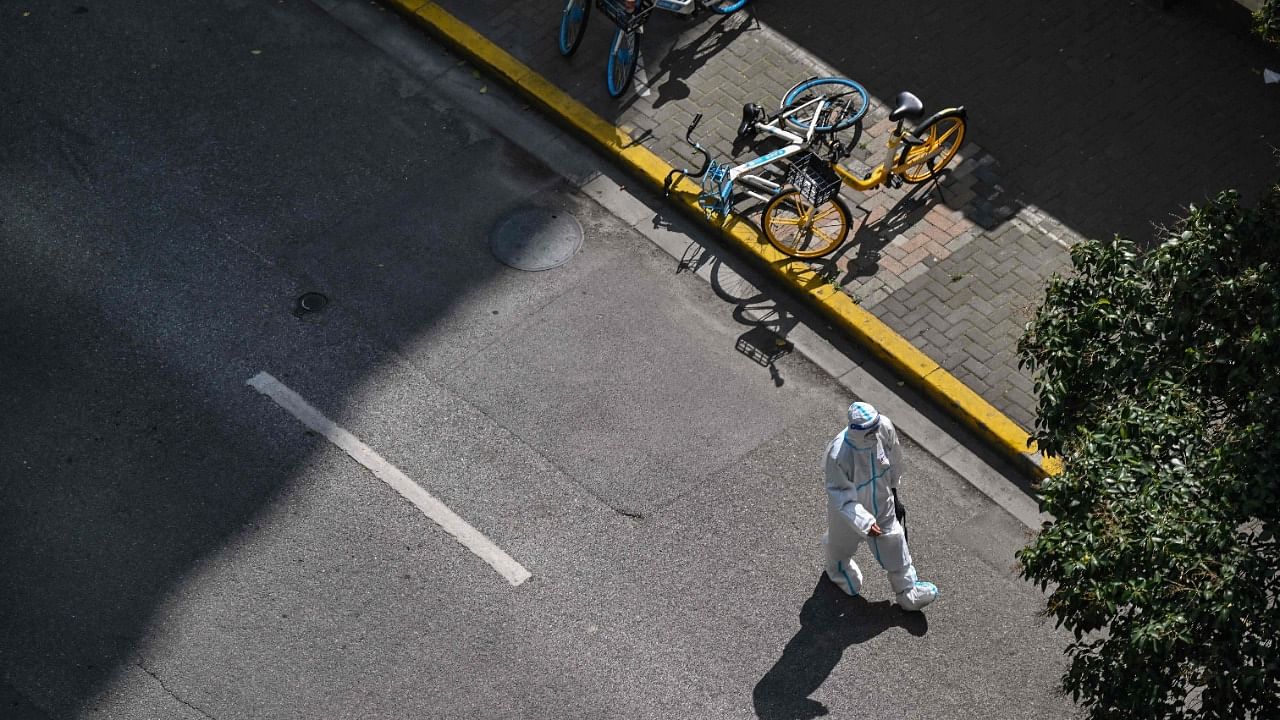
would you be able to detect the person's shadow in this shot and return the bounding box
[752,575,928,719]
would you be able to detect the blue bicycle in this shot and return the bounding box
[558,0,752,98]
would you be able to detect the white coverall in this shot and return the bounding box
[823,404,938,611]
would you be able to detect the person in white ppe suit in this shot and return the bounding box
[823,401,938,611]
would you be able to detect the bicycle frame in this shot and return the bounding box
[609,0,737,26]
[650,0,744,17]
[833,107,965,192]
[651,0,699,16]
[670,94,836,218]
[717,121,806,203]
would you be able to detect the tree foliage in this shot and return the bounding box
[1256,0,1280,46]
[1016,183,1280,718]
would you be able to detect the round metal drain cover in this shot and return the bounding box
[490,207,583,271]
[295,292,329,314]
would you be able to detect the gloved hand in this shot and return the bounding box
[892,488,908,543]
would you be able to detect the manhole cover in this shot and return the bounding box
[295,292,329,315]
[490,207,583,271]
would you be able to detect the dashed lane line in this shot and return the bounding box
[246,371,531,587]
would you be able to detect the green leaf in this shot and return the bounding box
[1017,179,1280,719]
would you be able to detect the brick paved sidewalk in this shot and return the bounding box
[422,0,1279,433]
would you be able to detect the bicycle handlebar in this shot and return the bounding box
[686,112,703,142]
[663,112,711,196]
[685,113,711,178]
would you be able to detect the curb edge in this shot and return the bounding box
[384,0,1062,484]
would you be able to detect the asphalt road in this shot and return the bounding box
[2,1,1078,718]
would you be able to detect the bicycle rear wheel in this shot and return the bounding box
[899,110,966,184]
[606,26,641,98]
[558,0,591,57]
[702,0,751,13]
[761,190,850,258]
[780,77,869,135]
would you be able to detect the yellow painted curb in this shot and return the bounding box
[383,0,1060,482]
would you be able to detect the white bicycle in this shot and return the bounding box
[662,78,872,258]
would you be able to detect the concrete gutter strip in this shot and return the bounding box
[384,0,1063,483]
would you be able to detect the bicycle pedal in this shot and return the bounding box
[889,175,904,189]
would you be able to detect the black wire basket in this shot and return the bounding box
[785,151,843,205]
[598,0,654,32]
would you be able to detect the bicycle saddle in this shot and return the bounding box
[888,91,924,122]
[737,102,765,139]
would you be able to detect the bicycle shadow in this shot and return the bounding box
[715,188,894,292]
[676,239,802,387]
[753,575,928,720]
[712,204,854,301]
[638,9,758,110]
[787,169,973,291]
[839,181,942,282]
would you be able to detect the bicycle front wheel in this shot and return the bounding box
[900,110,966,184]
[702,0,751,13]
[606,27,641,98]
[761,190,850,258]
[780,77,869,135]
[558,0,591,57]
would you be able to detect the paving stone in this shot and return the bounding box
[989,272,1020,295]
[906,308,947,338]
[944,319,975,341]
[967,295,997,318]
[965,262,997,289]
[897,303,936,330]
[897,262,929,286]
[877,294,909,318]
[963,340,996,365]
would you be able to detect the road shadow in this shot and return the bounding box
[752,575,928,720]
[753,0,1280,244]
[0,276,317,720]
[0,1,557,716]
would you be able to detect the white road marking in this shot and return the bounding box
[246,371,531,586]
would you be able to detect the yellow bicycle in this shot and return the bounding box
[760,89,967,259]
